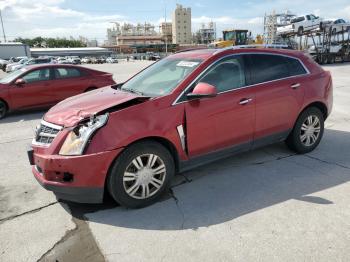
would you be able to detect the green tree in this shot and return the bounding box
[13,37,87,48]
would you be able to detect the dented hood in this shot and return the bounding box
[44,86,146,127]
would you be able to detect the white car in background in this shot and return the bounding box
[277,14,322,35]
[6,58,30,72]
[106,57,118,63]
[320,19,350,34]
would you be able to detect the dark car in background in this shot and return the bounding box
[0,64,115,118]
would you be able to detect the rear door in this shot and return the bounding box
[183,55,255,157]
[245,54,306,145]
[50,67,90,102]
[9,68,54,109]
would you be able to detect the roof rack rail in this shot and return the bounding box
[232,44,290,49]
[174,47,207,54]
[213,44,291,55]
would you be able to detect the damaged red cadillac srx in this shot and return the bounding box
[28,47,333,208]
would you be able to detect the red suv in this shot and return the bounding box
[0,64,115,118]
[28,48,333,208]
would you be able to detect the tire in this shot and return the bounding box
[297,27,303,36]
[0,100,8,119]
[286,107,324,154]
[107,141,175,208]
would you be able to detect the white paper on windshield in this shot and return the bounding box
[177,61,199,68]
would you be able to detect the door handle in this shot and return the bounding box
[291,83,301,89]
[239,98,253,105]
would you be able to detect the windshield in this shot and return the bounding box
[0,68,26,84]
[120,57,203,97]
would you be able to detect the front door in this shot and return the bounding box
[183,55,255,157]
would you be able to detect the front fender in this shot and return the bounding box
[85,102,188,161]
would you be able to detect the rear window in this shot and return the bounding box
[54,68,81,79]
[285,57,307,76]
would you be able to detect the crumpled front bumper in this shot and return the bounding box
[29,147,123,203]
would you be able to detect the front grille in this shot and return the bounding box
[34,120,62,146]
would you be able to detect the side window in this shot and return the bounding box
[285,57,307,76]
[247,54,290,85]
[54,68,81,79]
[198,56,246,93]
[22,69,50,83]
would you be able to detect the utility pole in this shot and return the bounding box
[0,9,6,42]
[164,0,168,55]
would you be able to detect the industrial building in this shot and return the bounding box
[160,22,173,44]
[195,22,216,44]
[172,4,192,45]
[106,22,164,46]
[0,42,31,59]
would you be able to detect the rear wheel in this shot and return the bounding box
[286,107,324,154]
[0,100,8,119]
[297,27,303,36]
[107,141,175,208]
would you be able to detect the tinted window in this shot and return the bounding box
[292,16,305,23]
[285,57,307,76]
[247,54,289,85]
[199,57,246,93]
[22,69,50,83]
[54,68,81,79]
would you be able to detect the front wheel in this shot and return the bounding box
[107,141,175,208]
[286,107,324,154]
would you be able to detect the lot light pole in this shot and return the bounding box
[0,9,6,42]
[164,0,168,55]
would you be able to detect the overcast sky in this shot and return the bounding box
[0,0,350,43]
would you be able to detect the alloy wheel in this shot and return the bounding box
[300,115,321,147]
[123,154,167,199]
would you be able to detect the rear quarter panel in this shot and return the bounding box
[302,70,333,116]
[298,54,332,116]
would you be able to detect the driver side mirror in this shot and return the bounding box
[187,82,218,100]
[15,78,26,87]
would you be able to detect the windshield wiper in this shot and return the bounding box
[122,88,144,96]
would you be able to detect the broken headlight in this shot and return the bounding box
[59,114,109,156]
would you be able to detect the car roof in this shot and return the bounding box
[22,64,85,70]
[170,49,218,60]
[170,47,305,61]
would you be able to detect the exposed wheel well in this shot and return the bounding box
[127,137,180,172]
[103,136,181,199]
[106,137,180,178]
[303,102,328,120]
